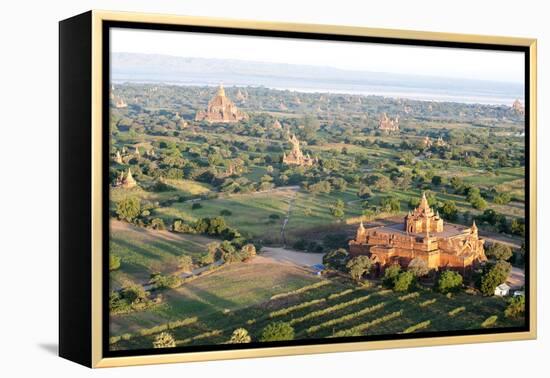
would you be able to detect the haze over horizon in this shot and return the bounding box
[111,52,524,105]
[111,27,525,84]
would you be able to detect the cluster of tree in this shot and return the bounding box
[293,238,324,253]
[149,272,182,290]
[198,241,257,265]
[109,284,153,315]
[323,248,350,271]
[466,187,488,210]
[172,216,242,242]
[114,197,167,230]
[476,209,525,237]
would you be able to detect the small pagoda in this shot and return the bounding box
[378,113,399,132]
[114,168,137,189]
[282,134,316,167]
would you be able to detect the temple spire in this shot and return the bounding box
[419,192,430,210]
[217,83,225,97]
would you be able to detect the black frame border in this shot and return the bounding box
[101,20,531,359]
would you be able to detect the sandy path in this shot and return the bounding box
[506,266,525,289]
[260,246,323,267]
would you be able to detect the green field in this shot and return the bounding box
[110,257,321,339]
[155,189,294,242]
[109,220,217,288]
[110,271,522,350]
[108,83,526,351]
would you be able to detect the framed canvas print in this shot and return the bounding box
[59,10,537,368]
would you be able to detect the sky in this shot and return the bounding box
[111,28,525,84]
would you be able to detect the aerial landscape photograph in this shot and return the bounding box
[106,28,527,352]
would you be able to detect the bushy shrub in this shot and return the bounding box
[437,270,463,293]
[393,271,415,292]
[480,261,511,296]
[346,255,374,282]
[150,218,165,230]
[383,264,401,287]
[152,332,176,348]
[485,243,513,261]
[505,295,525,319]
[228,328,251,344]
[149,273,182,290]
[260,322,295,342]
[109,254,121,271]
[116,197,141,222]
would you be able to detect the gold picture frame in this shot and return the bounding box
[59,10,537,368]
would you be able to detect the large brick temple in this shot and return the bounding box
[195,84,248,123]
[349,193,487,272]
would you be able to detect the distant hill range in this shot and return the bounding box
[111,52,523,105]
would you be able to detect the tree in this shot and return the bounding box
[177,255,193,272]
[380,197,400,213]
[431,175,443,186]
[357,185,373,199]
[393,271,415,292]
[505,295,525,319]
[470,196,488,210]
[308,180,332,194]
[228,328,252,344]
[383,264,401,287]
[439,200,458,221]
[485,243,513,261]
[302,115,320,140]
[323,248,349,271]
[407,257,430,278]
[366,174,392,192]
[346,255,374,282]
[109,254,121,271]
[121,284,149,305]
[149,273,182,289]
[115,197,141,222]
[153,332,176,348]
[437,270,463,293]
[219,240,239,263]
[330,199,345,219]
[260,322,295,342]
[480,260,511,296]
[494,192,512,205]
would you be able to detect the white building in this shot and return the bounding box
[494,283,511,297]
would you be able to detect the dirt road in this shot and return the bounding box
[260,246,323,267]
[506,266,525,289]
